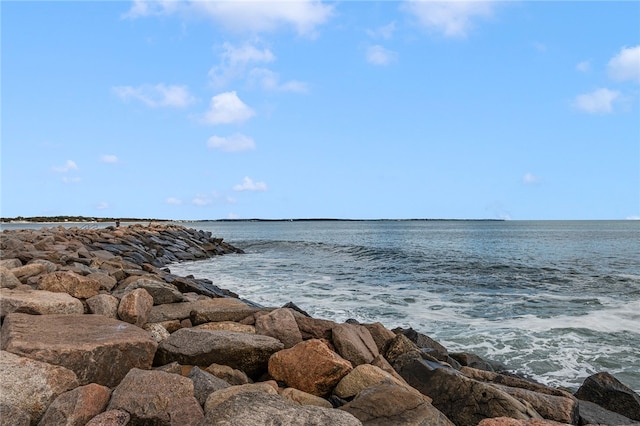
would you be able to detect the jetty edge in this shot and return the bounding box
[0,224,638,425]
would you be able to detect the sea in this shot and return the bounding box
[3,219,639,393]
[167,220,640,393]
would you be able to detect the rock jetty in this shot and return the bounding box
[1,223,639,425]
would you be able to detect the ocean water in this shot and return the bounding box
[168,220,640,393]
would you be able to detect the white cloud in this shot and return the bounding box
[248,68,309,93]
[607,45,640,83]
[192,196,213,206]
[202,91,255,125]
[625,215,640,220]
[124,0,334,37]
[52,160,78,173]
[366,45,397,66]
[233,176,267,192]
[113,84,195,108]
[576,60,591,73]
[403,0,494,38]
[101,154,119,164]
[366,21,396,39]
[522,172,540,184]
[166,197,183,205]
[574,88,620,114]
[210,42,275,88]
[207,134,256,152]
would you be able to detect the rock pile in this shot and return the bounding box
[1,224,639,425]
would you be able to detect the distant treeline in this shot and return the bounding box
[1,216,168,223]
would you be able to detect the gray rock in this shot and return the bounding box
[199,392,362,426]
[332,323,379,366]
[147,298,251,323]
[578,399,638,426]
[86,293,119,318]
[155,329,283,379]
[255,307,303,348]
[114,278,184,305]
[575,372,640,421]
[188,366,231,406]
[0,403,31,426]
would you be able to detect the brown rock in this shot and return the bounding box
[205,363,251,386]
[194,321,255,334]
[38,271,102,299]
[28,259,58,273]
[0,403,31,426]
[117,287,153,327]
[147,297,250,323]
[461,367,575,399]
[0,351,79,424]
[280,387,333,408]
[85,409,130,426]
[86,272,117,291]
[255,307,303,348]
[494,384,578,424]
[0,266,21,289]
[370,354,408,384]
[268,339,353,396]
[334,364,418,399]
[1,313,157,387]
[11,263,48,283]
[115,278,184,305]
[154,328,284,379]
[295,315,337,340]
[477,418,571,426]
[38,383,111,426]
[382,333,420,364]
[203,382,279,413]
[86,294,119,318]
[340,382,454,426]
[168,397,204,426]
[0,258,22,269]
[363,322,396,353]
[143,322,171,343]
[332,323,379,366]
[0,288,85,319]
[107,368,194,425]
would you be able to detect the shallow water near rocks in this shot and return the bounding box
[168,220,640,393]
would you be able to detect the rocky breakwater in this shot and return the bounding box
[1,224,639,426]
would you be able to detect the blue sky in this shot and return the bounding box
[2,1,639,220]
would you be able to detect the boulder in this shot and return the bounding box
[340,382,454,426]
[38,383,111,426]
[85,410,130,426]
[255,307,303,348]
[0,288,84,318]
[155,328,284,378]
[187,366,231,406]
[195,321,255,334]
[382,333,420,364]
[147,297,250,323]
[0,351,79,424]
[295,315,338,340]
[577,399,637,426]
[38,271,102,299]
[393,351,541,426]
[493,384,578,424]
[11,263,48,283]
[200,392,362,426]
[205,363,251,386]
[362,322,396,353]
[143,322,171,343]
[0,266,21,289]
[203,382,279,412]
[280,387,333,409]
[451,352,496,372]
[395,327,449,362]
[107,368,195,425]
[461,367,575,399]
[114,278,184,305]
[268,339,353,397]
[574,372,640,421]
[1,313,157,387]
[28,259,58,273]
[86,294,119,318]
[167,397,204,426]
[334,364,419,399]
[117,287,153,327]
[0,258,22,269]
[86,272,117,291]
[332,323,379,366]
[370,354,408,384]
[476,418,571,426]
[0,403,31,426]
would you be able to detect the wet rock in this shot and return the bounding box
[86,293,119,318]
[107,368,195,425]
[1,313,157,387]
[255,307,303,348]
[38,383,111,426]
[451,352,496,372]
[577,399,637,426]
[395,327,449,362]
[268,339,353,397]
[332,323,379,366]
[187,366,231,406]
[117,287,153,327]
[0,351,79,424]
[155,328,283,378]
[382,333,420,364]
[363,322,396,353]
[280,387,333,408]
[38,271,102,299]
[574,372,640,421]
[340,382,454,426]
[203,382,279,412]
[200,392,362,426]
[0,288,85,318]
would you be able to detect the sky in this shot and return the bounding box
[2,1,639,220]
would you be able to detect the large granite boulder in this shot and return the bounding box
[0,403,31,426]
[0,266,21,289]
[107,368,197,425]
[38,383,111,426]
[0,287,84,318]
[295,315,337,340]
[332,323,379,366]
[154,328,283,378]
[200,392,362,426]
[86,293,119,318]
[117,287,154,327]
[362,322,396,353]
[280,387,333,408]
[85,410,130,426]
[205,363,251,386]
[268,339,353,397]
[203,382,279,413]
[574,372,640,421]
[340,382,454,426]
[38,271,102,299]
[1,313,157,387]
[493,384,578,424]
[395,327,450,362]
[577,399,637,426]
[0,351,79,424]
[255,307,303,348]
[147,297,251,323]
[11,263,48,283]
[187,366,231,406]
[114,278,184,305]
[334,364,419,399]
[393,351,541,426]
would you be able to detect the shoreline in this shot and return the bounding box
[1,223,639,425]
